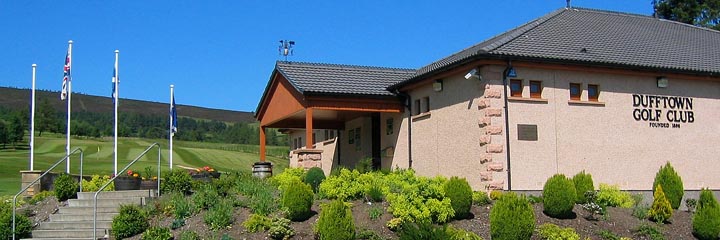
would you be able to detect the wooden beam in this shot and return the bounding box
[305,108,314,149]
[259,126,266,162]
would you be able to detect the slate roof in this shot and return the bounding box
[389,8,720,90]
[275,61,416,96]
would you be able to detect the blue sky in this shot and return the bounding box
[1,1,653,112]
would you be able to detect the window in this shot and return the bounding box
[348,129,354,144]
[413,99,421,115]
[588,84,599,101]
[569,83,581,100]
[386,118,394,135]
[293,138,298,149]
[422,96,430,113]
[510,80,523,97]
[530,81,542,98]
[329,130,335,139]
[354,127,361,150]
[312,133,316,145]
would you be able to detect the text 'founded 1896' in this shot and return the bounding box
[632,94,694,128]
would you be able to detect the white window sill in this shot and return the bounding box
[411,112,431,121]
[508,97,549,103]
[568,100,605,106]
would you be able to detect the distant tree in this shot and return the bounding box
[36,98,57,136]
[0,121,8,148]
[655,0,720,30]
[9,114,25,146]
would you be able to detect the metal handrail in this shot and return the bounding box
[12,147,84,240]
[93,142,161,239]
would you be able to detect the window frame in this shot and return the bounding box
[587,84,599,102]
[422,96,430,113]
[569,83,581,101]
[386,118,394,135]
[510,79,523,97]
[413,99,421,115]
[529,80,542,98]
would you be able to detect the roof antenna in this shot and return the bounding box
[652,0,658,18]
[278,40,295,61]
[566,0,571,8]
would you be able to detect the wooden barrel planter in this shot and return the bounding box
[252,162,273,179]
[114,177,141,190]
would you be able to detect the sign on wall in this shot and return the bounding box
[517,124,538,141]
[632,94,694,128]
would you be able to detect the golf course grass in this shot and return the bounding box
[0,135,289,195]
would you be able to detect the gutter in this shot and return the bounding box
[502,61,513,191]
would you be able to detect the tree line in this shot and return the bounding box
[0,99,286,149]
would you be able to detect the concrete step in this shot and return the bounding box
[77,189,155,200]
[30,229,107,239]
[36,220,112,230]
[58,206,118,214]
[50,212,118,221]
[21,238,93,240]
[68,197,144,207]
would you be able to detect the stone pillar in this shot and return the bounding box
[20,170,43,197]
[293,149,323,170]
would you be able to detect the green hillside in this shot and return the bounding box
[0,135,289,195]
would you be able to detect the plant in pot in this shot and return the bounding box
[190,166,220,181]
[140,166,159,190]
[114,169,142,190]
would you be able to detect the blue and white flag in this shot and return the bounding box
[111,68,118,104]
[170,95,178,135]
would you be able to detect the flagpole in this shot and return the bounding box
[114,50,119,175]
[169,85,174,169]
[65,40,72,173]
[30,64,36,171]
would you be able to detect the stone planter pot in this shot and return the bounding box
[114,177,141,190]
[191,174,211,182]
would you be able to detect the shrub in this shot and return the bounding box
[572,171,594,204]
[318,168,364,200]
[648,185,673,223]
[653,162,684,209]
[28,190,54,205]
[212,173,237,197]
[581,190,606,220]
[634,224,665,240]
[236,174,277,216]
[490,192,535,240]
[112,204,149,239]
[54,173,79,201]
[171,218,185,229]
[243,214,271,233]
[596,184,635,208]
[365,184,384,202]
[543,174,576,218]
[280,178,314,221]
[315,200,355,240]
[686,198,697,212]
[537,223,580,240]
[693,188,720,240]
[398,222,451,240]
[0,206,32,239]
[386,217,403,231]
[161,168,192,194]
[355,157,374,173]
[178,230,200,240]
[271,167,305,191]
[489,190,503,200]
[368,206,383,220]
[356,228,385,240]
[81,175,114,192]
[472,191,491,206]
[632,203,649,220]
[304,167,326,193]
[170,193,194,219]
[444,177,472,219]
[268,217,295,240]
[192,184,219,210]
[204,199,234,230]
[447,225,483,240]
[141,226,173,240]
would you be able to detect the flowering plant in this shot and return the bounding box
[189,166,220,178]
[142,166,158,181]
[121,170,141,179]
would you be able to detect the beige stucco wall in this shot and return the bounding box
[287,129,338,175]
[507,66,720,190]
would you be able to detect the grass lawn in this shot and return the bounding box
[0,135,288,195]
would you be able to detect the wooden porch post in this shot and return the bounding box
[259,126,266,162]
[306,108,314,149]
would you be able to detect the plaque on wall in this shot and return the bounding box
[517,124,538,141]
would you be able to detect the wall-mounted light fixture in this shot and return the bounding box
[433,79,443,92]
[506,67,517,78]
[464,69,482,81]
[657,77,668,88]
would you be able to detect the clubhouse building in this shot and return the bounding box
[255,8,720,191]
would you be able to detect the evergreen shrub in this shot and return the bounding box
[653,162,684,209]
[281,178,313,221]
[304,167,326,193]
[543,174,576,218]
[268,217,295,240]
[80,175,114,192]
[596,184,635,208]
[271,167,305,192]
[112,204,149,239]
[537,223,580,240]
[161,168,192,195]
[648,185,673,223]
[693,189,720,240]
[54,173,78,201]
[243,214,271,233]
[572,171,594,204]
[0,205,32,239]
[490,192,535,240]
[472,191,491,206]
[141,226,173,240]
[315,200,355,240]
[444,176,472,219]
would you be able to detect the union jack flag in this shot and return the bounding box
[61,47,71,100]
